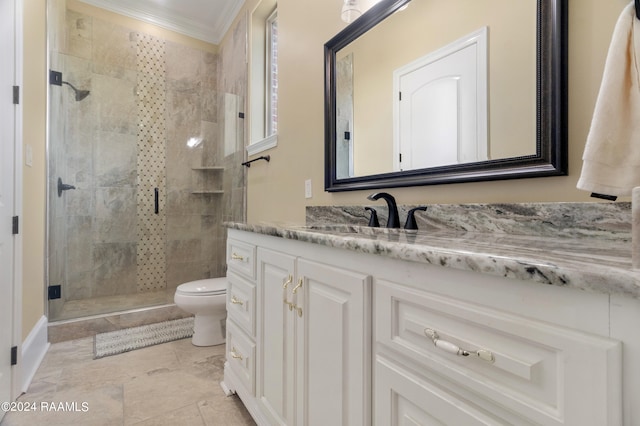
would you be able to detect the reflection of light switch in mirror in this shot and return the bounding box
[25,144,33,167]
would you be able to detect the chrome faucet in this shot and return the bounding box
[367,192,400,228]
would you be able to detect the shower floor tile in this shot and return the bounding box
[52,289,176,322]
[1,337,255,426]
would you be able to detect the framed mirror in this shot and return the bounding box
[324,0,567,192]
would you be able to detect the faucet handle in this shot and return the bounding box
[365,207,380,227]
[404,206,427,231]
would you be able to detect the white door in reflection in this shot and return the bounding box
[394,27,488,170]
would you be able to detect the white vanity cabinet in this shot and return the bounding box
[224,229,371,426]
[224,226,632,425]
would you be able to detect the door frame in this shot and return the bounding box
[3,0,24,402]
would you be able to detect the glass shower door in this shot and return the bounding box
[47,0,246,322]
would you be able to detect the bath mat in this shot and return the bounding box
[93,317,194,359]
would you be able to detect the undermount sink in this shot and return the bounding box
[301,224,370,233]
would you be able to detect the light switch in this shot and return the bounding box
[25,144,33,167]
[305,179,312,199]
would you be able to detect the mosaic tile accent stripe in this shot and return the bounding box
[136,33,167,292]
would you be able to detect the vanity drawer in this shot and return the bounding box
[227,272,256,337]
[375,355,520,425]
[375,279,622,425]
[227,239,256,280]
[226,320,256,395]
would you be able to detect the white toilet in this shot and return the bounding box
[174,277,227,346]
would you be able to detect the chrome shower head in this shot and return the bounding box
[62,81,90,101]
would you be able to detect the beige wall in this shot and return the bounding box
[22,0,47,341]
[246,0,628,225]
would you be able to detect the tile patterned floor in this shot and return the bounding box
[1,337,255,426]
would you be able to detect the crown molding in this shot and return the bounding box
[78,0,245,45]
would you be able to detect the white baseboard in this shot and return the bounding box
[20,315,50,393]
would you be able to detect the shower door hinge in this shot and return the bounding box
[49,70,62,86]
[11,346,17,366]
[12,216,18,234]
[12,86,19,104]
[48,285,62,300]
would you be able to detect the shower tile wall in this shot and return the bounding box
[47,0,68,320]
[164,40,229,288]
[47,1,247,320]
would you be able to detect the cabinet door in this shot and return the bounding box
[375,356,513,426]
[296,258,371,426]
[256,248,296,425]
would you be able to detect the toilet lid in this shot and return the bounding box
[176,278,226,296]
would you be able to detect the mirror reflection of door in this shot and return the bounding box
[394,27,488,171]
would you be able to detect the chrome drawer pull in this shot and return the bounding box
[230,347,243,361]
[230,295,244,306]
[231,253,244,261]
[424,328,495,363]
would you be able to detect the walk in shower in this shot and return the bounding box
[47,0,246,322]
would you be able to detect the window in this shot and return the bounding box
[266,10,278,137]
[248,1,278,155]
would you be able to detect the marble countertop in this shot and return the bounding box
[226,222,640,299]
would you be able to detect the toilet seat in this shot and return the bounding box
[176,278,226,296]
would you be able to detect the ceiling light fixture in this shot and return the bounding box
[341,0,362,23]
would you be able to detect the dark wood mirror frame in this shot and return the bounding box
[324,0,568,192]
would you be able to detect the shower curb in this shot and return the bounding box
[47,304,193,343]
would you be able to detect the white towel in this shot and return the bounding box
[577,2,640,197]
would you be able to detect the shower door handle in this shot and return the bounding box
[57,177,76,197]
[154,188,159,214]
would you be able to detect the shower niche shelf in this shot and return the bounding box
[191,166,225,195]
[192,190,225,195]
[193,166,225,171]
